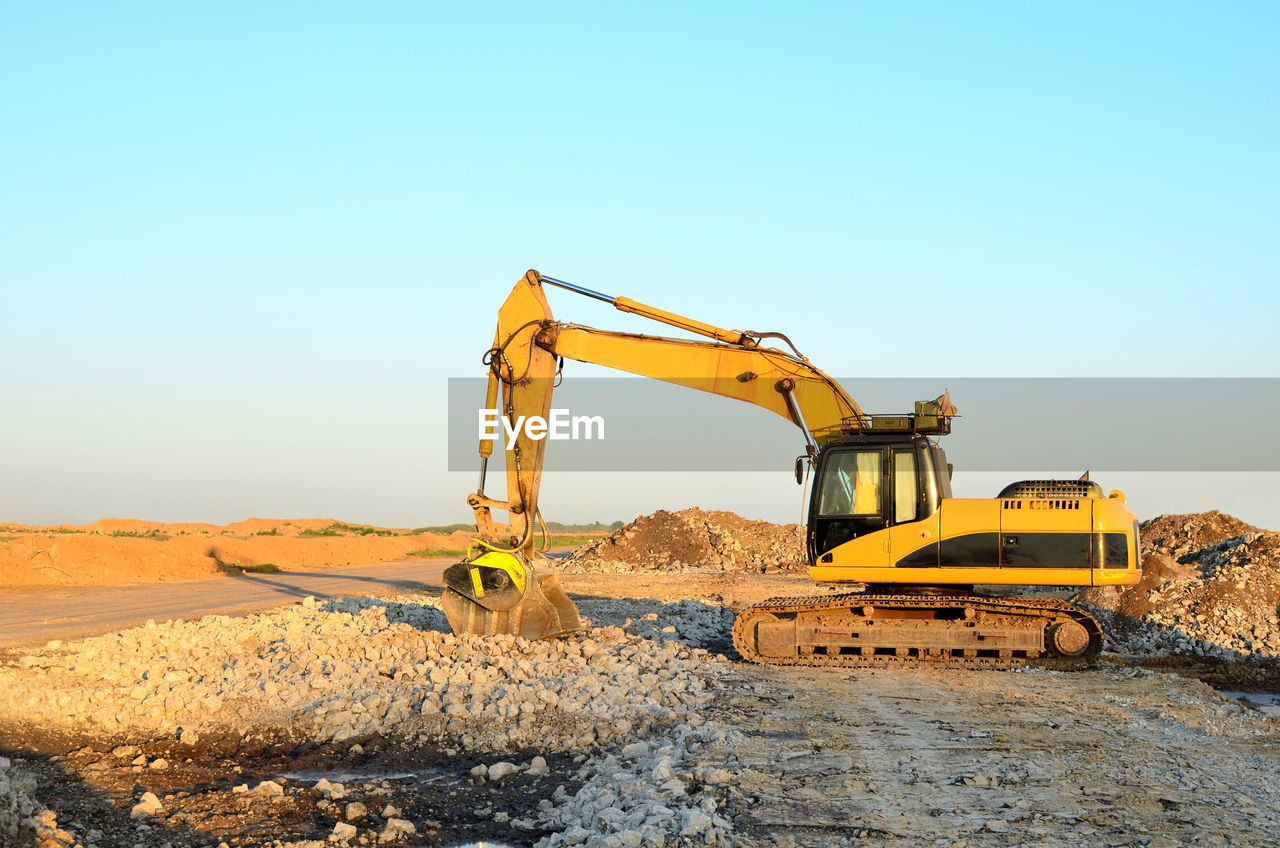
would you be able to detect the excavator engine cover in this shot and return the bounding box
[441,549,582,639]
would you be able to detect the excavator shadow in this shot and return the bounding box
[223,569,438,602]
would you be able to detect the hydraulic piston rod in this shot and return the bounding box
[540,273,750,346]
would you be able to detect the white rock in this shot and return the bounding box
[252,779,284,797]
[679,809,713,837]
[378,818,416,842]
[650,759,676,782]
[488,761,520,781]
[313,778,347,799]
[130,792,164,818]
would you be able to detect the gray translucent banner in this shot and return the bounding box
[447,378,1280,472]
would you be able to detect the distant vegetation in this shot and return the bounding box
[407,533,597,558]
[409,524,470,535]
[546,534,599,547]
[299,522,398,538]
[0,526,82,535]
[411,520,623,535]
[0,519,621,543]
[110,529,171,540]
[407,547,468,558]
[222,562,281,573]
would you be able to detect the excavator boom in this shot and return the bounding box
[461,270,879,559]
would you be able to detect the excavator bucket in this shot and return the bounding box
[440,548,582,639]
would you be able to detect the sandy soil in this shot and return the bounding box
[0,519,482,588]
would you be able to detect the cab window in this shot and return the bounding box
[818,450,882,516]
[893,449,918,523]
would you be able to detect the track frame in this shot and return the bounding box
[731,592,1103,670]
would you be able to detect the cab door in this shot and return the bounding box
[888,444,941,566]
[809,446,891,566]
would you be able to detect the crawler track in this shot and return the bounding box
[731,592,1103,670]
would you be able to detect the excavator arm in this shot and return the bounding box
[443,269,877,638]
[468,270,868,550]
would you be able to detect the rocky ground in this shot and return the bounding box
[0,592,739,848]
[4,508,1280,847]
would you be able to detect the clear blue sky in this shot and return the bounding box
[2,2,1277,528]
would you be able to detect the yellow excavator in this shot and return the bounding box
[441,270,1143,668]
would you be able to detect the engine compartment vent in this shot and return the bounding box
[997,479,1105,500]
[1002,498,1083,510]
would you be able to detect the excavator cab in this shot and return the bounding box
[808,435,952,562]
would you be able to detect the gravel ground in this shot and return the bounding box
[717,662,1280,848]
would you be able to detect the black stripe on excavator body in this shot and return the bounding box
[893,532,1131,569]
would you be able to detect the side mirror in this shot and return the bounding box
[794,456,806,485]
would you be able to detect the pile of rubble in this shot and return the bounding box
[560,508,805,575]
[0,594,738,848]
[1076,511,1280,661]
[0,597,724,753]
[1140,510,1260,560]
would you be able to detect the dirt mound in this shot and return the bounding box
[1075,511,1280,660]
[1076,552,1198,619]
[559,508,805,575]
[1140,510,1261,561]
